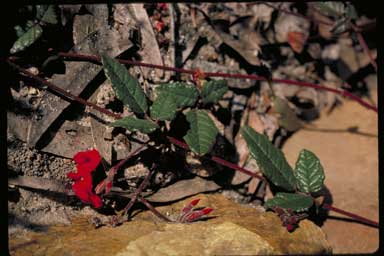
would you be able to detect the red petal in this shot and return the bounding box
[89,194,103,208]
[190,198,200,206]
[67,172,81,181]
[72,182,92,203]
[202,208,213,215]
[73,149,101,174]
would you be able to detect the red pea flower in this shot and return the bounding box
[73,149,101,174]
[67,149,103,208]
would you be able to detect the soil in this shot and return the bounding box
[282,79,378,253]
[7,3,378,255]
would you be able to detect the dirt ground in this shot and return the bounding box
[282,78,378,253]
[7,3,378,255]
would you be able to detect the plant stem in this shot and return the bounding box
[6,60,122,119]
[352,24,377,72]
[322,203,378,227]
[138,196,173,222]
[7,59,379,229]
[121,165,154,220]
[53,52,377,113]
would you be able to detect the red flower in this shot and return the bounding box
[73,149,101,174]
[68,149,103,208]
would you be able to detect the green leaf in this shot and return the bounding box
[201,80,228,104]
[10,24,43,54]
[264,192,314,212]
[110,116,159,134]
[273,96,302,132]
[101,55,148,115]
[294,149,325,193]
[345,3,358,20]
[314,2,346,18]
[241,126,296,191]
[156,82,198,108]
[150,93,178,121]
[183,110,219,155]
[14,25,25,37]
[37,5,58,24]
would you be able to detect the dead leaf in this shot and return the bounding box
[125,4,165,81]
[287,31,308,54]
[8,4,134,149]
[274,13,310,46]
[272,96,302,132]
[42,120,96,158]
[145,176,220,203]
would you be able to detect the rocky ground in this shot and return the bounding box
[7,3,377,255]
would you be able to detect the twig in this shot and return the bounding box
[52,52,377,113]
[352,24,377,72]
[323,203,378,227]
[6,60,122,119]
[138,196,173,222]
[122,164,155,219]
[6,58,379,229]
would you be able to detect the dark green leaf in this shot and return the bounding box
[184,110,219,155]
[314,2,346,18]
[264,192,313,212]
[150,93,178,121]
[101,55,148,115]
[273,96,302,132]
[201,80,228,104]
[241,126,296,191]
[37,5,58,24]
[110,116,159,134]
[10,24,43,54]
[345,3,358,20]
[156,82,198,108]
[14,25,25,37]
[294,149,325,193]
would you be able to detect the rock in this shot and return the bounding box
[117,222,276,256]
[282,94,378,253]
[9,194,331,255]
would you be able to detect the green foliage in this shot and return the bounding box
[150,82,198,121]
[241,126,296,191]
[264,192,314,212]
[294,149,325,193]
[101,55,148,115]
[10,5,58,54]
[150,93,178,121]
[110,116,159,134]
[201,80,228,104]
[273,96,302,132]
[36,5,58,24]
[314,2,347,18]
[183,110,219,155]
[10,24,43,54]
[156,82,199,108]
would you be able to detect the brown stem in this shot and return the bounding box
[6,57,379,229]
[122,164,155,219]
[54,53,378,113]
[6,60,122,119]
[323,203,378,227]
[138,196,173,222]
[352,24,377,72]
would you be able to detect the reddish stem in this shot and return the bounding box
[7,59,378,229]
[54,52,377,113]
[6,60,122,119]
[352,24,377,72]
[323,203,379,227]
[122,165,154,218]
[138,196,173,222]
